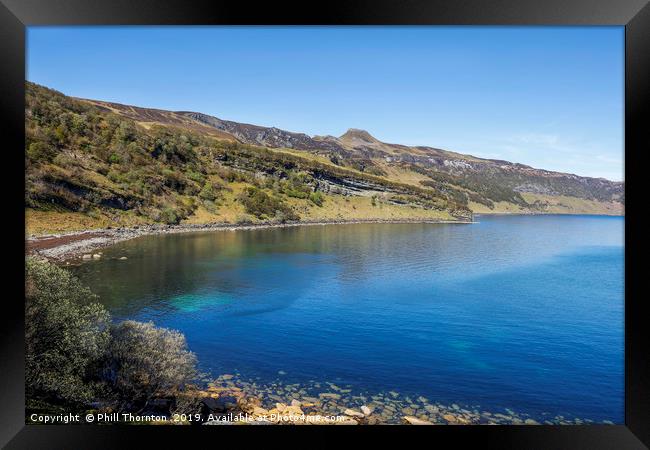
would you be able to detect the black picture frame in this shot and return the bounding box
[1,1,647,448]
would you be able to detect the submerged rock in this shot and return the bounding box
[252,406,269,416]
[343,409,365,418]
[193,372,590,426]
[425,405,439,414]
[442,414,459,424]
[319,393,341,400]
[403,416,433,425]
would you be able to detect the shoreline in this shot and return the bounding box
[25,217,619,426]
[474,211,625,217]
[26,218,474,262]
[196,372,607,425]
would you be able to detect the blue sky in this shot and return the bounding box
[27,26,624,181]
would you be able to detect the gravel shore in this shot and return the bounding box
[26,218,474,262]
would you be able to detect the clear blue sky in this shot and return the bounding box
[27,26,624,181]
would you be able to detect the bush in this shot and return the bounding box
[27,142,56,163]
[235,214,254,225]
[160,207,179,225]
[186,170,205,185]
[25,258,111,404]
[309,191,324,207]
[238,186,299,221]
[198,182,217,202]
[25,258,199,415]
[104,321,197,410]
[203,199,219,214]
[161,168,187,192]
[280,172,312,199]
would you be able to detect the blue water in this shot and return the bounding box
[73,215,624,422]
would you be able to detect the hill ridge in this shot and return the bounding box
[25,81,623,236]
[74,90,621,185]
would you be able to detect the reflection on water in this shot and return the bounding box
[73,215,624,423]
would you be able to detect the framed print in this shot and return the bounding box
[1,0,648,448]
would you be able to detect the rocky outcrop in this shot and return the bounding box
[180,112,346,155]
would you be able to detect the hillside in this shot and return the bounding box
[25,82,623,235]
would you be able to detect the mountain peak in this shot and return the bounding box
[340,128,379,143]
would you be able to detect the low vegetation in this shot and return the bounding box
[26,258,200,417]
[25,81,623,236]
[25,82,472,235]
[238,186,300,222]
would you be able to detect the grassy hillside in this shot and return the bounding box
[80,92,624,212]
[25,82,623,235]
[25,83,469,235]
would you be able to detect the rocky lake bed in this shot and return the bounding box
[192,372,605,426]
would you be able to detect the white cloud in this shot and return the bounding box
[476,132,624,181]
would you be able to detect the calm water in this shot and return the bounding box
[73,215,624,422]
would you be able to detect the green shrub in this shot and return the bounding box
[198,182,217,201]
[107,170,126,184]
[25,258,200,415]
[203,200,219,214]
[162,168,187,192]
[283,187,309,199]
[27,142,56,162]
[104,321,197,410]
[25,258,111,404]
[235,214,254,225]
[160,207,180,225]
[238,186,299,221]
[186,170,205,185]
[309,191,324,207]
[280,172,312,199]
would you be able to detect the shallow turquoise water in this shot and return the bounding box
[73,215,624,422]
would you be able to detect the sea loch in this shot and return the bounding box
[72,215,624,423]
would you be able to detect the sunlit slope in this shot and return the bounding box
[25,81,623,235]
[26,83,469,235]
[81,95,623,216]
